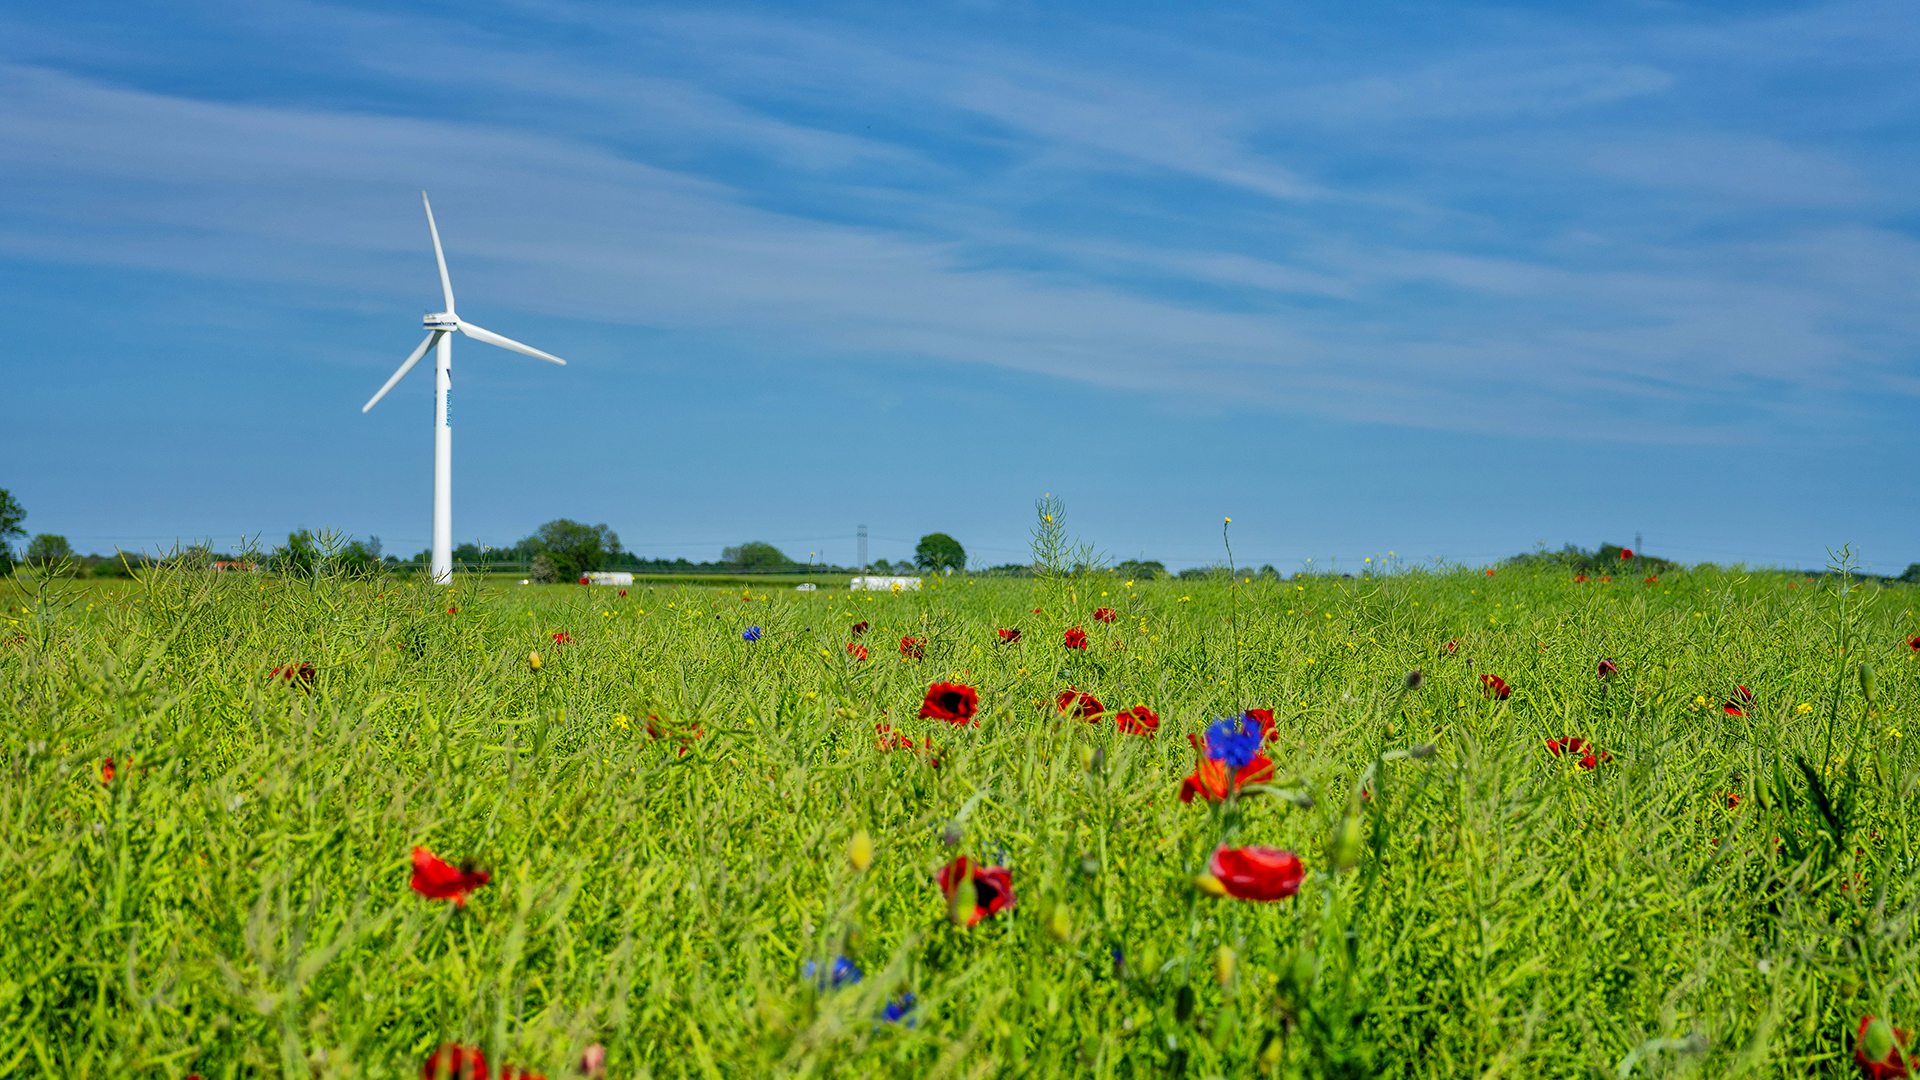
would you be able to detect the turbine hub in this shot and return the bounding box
[424,312,459,330]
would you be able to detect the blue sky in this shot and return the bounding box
[3,0,1917,572]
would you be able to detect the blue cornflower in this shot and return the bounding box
[802,956,862,990]
[742,626,762,642]
[880,992,917,1024]
[1204,714,1263,770]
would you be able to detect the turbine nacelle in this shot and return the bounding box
[424,312,460,331]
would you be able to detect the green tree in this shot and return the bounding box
[914,533,966,573]
[25,533,73,567]
[722,542,793,570]
[0,488,24,569]
[520,520,621,581]
[275,530,322,578]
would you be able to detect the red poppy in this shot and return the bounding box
[1597,659,1618,679]
[1723,792,1742,810]
[1485,569,1495,577]
[919,682,980,725]
[1207,845,1305,901]
[900,636,926,659]
[447,606,459,615]
[423,1045,489,1080]
[1545,737,1612,770]
[997,628,1021,643]
[1055,689,1104,720]
[1574,575,1588,583]
[1092,607,1118,623]
[618,590,627,597]
[551,631,572,644]
[411,846,492,906]
[1620,549,1633,559]
[875,722,916,751]
[1245,707,1276,741]
[100,758,117,784]
[851,621,870,636]
[1600,576,1612,583]
[1722,684,1753,715]
[1480,674,1511,700]
[1063,626,1089,650]
[1442,638,1460,656]
[273,662,317,692]
[845,642,869,661]
[1179,729,1277,803]
[1644,576,1659,584]
[1908,635,1920,651]
[1032,608,1043,614]
[1856,1016,1912,1080]
[1114,705,1160,735]
[936,856,1016,926]
[645,717,705,756]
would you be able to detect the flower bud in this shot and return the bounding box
[1410,742,1437,759]
[1860,662,1877,704]
[1213,944,1235,988]
[1257,1032,1283,1071]
[1331,814,1365,872]
[947,862,975,926]
[1403,669,1424,690]
[1863,1016,1896,1063]
[847,829,873,872]
[941,821,963,847]
[1046,904,1073,942]
[528,651,542,671]
[1193,873,1229,898]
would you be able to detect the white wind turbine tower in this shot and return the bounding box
[362,192,567,584]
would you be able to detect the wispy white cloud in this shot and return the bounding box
[0,0,1916,447]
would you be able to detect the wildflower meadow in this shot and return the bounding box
[3,535,1918,1078]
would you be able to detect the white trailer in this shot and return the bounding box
[848,576,922,591]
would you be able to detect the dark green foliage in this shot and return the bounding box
[1504,542,1679,574]
[914,534,966,573]
[0,487,23,569]
[1112,559,1166,581]
[24,533,74,567]
[722,541,796,570]
[519,519,622,581]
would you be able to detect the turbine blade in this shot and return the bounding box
[422,191,455,314]
[456,320,567,365]
[361,331,441,412]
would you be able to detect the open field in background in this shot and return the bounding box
[3,563,1918,1078]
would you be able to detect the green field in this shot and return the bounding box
[3,560,1916,1078]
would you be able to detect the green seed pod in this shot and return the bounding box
[1331,813,1365,872]
[1046,904,1073,943]
[1287,948,1315,996]
[1174,983,1196,1022]
[1860,662,1877,704]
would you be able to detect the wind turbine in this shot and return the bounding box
[362,192,567,584]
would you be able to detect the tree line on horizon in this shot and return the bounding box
[6,490,1920,582]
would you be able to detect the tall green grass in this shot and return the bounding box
[1,559,1914,1078]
